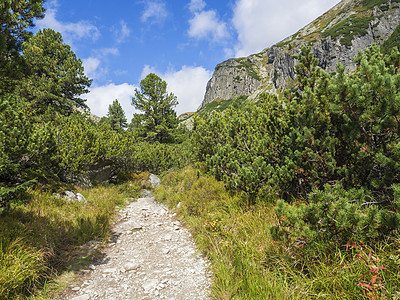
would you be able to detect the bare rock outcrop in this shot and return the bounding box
[200,0,400,108]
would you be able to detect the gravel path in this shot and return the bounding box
[61,189,211,300]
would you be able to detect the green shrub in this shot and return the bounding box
[193,93,290,200]
[272,184,400,245]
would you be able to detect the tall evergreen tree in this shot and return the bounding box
[18,28,92,115]
[0,0,45,93]
[107,99,127,130]
[131,73,178,143]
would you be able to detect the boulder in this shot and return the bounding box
[63,191,87,204]
[149,174,161,187]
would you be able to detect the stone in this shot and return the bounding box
[64,191,75,200]
[149,174,161,187]
[76,193,87,203]
[89,264,96,270]
[103,268,118,273]
[71,295,90,300]
[129,221,142,230]
[123,262,140,271]
[141,189,153,197]
[142,279,159,293]
[87,240,101,247]
[63,191,87,204]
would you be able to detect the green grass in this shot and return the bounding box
[0,239,48,299]
[154,166,291,299]
[233,58,261,81]
[362,0,392,10]
[323,15,371,47]
[381,24,400,54]
[197,96,248,115]
[0,174,146,299]
[154,166,400,299]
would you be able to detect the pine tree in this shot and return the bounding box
[107,99,127,131]
[18,28,92,115]
[0,0,45,93]
[131,73,178,143]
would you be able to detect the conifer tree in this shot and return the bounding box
[131,73,178,143]
[18,28,92,115]
[107,99,127,130]
[0,0,45,93]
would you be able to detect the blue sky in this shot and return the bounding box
[35,0,340,118]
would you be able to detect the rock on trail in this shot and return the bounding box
[62,188,211,300]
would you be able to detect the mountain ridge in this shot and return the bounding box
[199,0,400,109]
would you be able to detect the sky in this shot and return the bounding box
[34,0,340,118]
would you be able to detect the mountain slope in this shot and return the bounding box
[200,0,400,108]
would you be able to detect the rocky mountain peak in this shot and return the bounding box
[199,0,400,109]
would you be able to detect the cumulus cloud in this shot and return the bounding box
[97,48,119,56]
[141,65,212,115]
[83,83,137,118]
[141,1,168,23]
[82,57,101,79]
[113,20,131,43]
[36,0,100,46]
[188,10,229,42]
[232,0,340,57]
[188,0,206,13]
[83,48,119,81]
[187,1,229,42]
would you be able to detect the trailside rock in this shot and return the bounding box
[63,191,87,204]
[149,174,161,187]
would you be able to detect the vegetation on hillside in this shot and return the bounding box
[0,1,191,298]
[156,166,400,299]
[185,44,400,298]
[2,0,400,298]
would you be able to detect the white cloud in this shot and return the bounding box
[82,57,101,79]
[97,48,119,56]
[141,1,168,23]
[188,0,206,13]
[85,63,211,119]
[36,0,100,46]
[83,83,137,118]
[232,0,340,57]
[141,65,212,115]
[188,10,229,42]
[83,48,119,81]
[113,20,131,43]
[140,65,158,80]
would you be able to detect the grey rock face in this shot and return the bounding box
[64,159,114,189]
[200,0,400,108]
[200,57,262,108]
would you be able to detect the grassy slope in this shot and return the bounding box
[155,166,400,299]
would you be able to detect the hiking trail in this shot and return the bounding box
[58,185,211,300]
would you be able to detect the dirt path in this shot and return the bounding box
[60,189,211,300]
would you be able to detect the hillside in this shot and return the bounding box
[200,0,400,108]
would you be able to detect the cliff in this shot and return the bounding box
[200,0,400,108]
